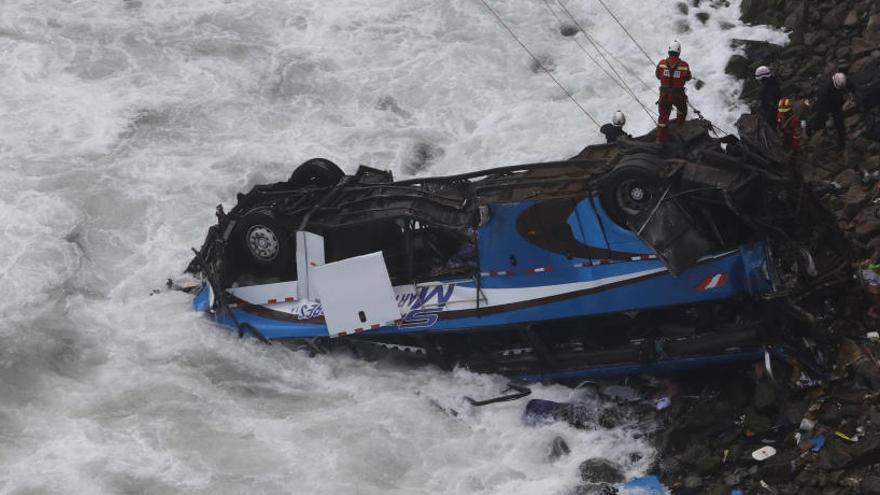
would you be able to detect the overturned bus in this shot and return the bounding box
[185,116,850,382]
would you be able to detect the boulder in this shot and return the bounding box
[824,5,851,30]
[833,168,861,190]
[571,483,618,495]
[579,458,625,484]
[852,38,879,58]
[866,14,880,45]
[725,54,752,80]
[843,186,870,216]
[855,215,880,240]
[740,0,766,24]
[817,439,853,470]
[754,380,777,412]
[844,10,860,27]
[784,1,805,30]
[549,436,571,461]
[861,475,880,494]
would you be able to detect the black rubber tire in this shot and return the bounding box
[599,154,664,227]
[230,210,295,278]
[288,158,344,188]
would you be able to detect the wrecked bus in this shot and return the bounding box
[185,116,850,381]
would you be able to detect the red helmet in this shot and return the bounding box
[777,98,793,113]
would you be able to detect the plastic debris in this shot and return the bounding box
[764,348,775,380]
[799,417,816,432]
[621,475,665,494]
[868,331,880,341]
[808,435,825,452]
[653,396,671,410]
[731,490,744,495]
[752,446,777,461]
[834,431,857,442]
[759,480,779,494]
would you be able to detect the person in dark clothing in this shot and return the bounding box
[755,66,782,127]
[808,72,856,150]
[600,110,631,143]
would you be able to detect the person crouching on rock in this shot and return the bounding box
[600,111,631,143]
[655,40,692,144]
[755,66,782,127]
[776,98,801,153]
[807,72,855,151]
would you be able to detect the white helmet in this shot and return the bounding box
[832,72,847,90]
[755,66,772,80]
[668,40,681,55]
[612,110,626,127]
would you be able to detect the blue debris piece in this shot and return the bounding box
[810,435,826,452]
[731,490,744,495]
[621,475,665,494]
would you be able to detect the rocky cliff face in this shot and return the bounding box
[645,3,880,494]
[730,0,880,248]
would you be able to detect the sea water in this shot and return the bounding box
[0,1,784,493]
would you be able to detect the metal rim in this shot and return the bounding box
[615,178,654,216]
[245,225,280,261]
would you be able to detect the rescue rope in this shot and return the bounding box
[595,0,655,66]
[553,0,653,94]
[546,0,657,123]
[477,0,601,128]
[595,0,734,137]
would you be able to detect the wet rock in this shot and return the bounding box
[739,0,765,24]
[675,19,691,33]
[833,169,861,190]
[820,402,842,425]
[851,38,879,59]
[598,407,626,429]
[854,215,880,241]
[744,408,772,436]
[529,54,555,74]
[754,380,778,413]
[843,186,870,217]
[784,1,806,30]
[844,10,860,28]
[818,439,853,470]
[578,458,625,484]
[560,24,579,37]
[861,475,880,494]
[758,451,799,484]
[823,5,851,30]
[866,14,880,45]
[724,470,744,486]
[405,142,444,175]
[705,485,728,495]
[683,474,703,489]
[725,54,751,80]
[549,436,571,461]
[869,407,880,426]
[571,483,618,495]
[850,433,880,466]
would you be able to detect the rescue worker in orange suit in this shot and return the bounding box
[655,40,692,144]
[776,98,801,152]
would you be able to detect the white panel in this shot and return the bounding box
[295,231,325,300]
[311,252,401,337]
